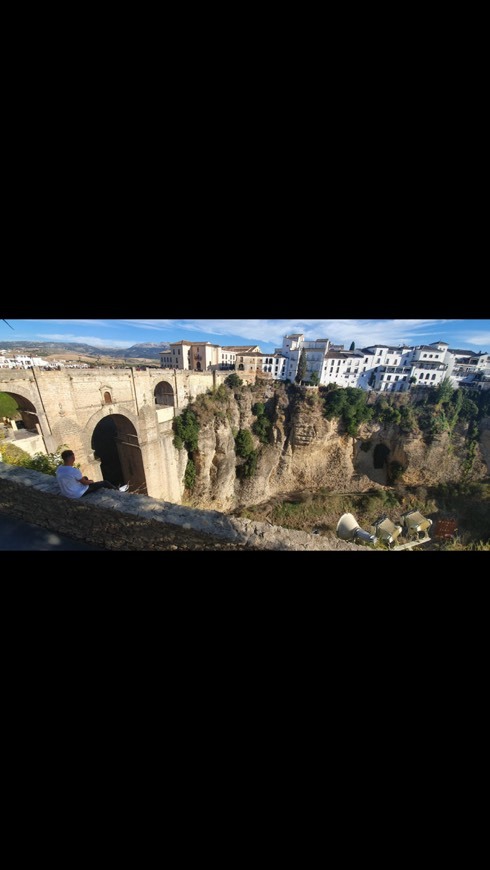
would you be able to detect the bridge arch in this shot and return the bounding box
[90,412,147,495]
[0,390,40,431]
[154,380,175,407]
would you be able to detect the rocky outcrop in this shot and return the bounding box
[183,384,489,512]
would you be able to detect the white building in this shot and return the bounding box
[0,354,51,369]
[449,348,490,391]
[220,345,260,371]
[276,336,472,394]
[276,334,331,382]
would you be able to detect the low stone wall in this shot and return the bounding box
[0,464,364,551]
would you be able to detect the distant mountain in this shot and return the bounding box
[0,340,170,360]
[120,343,170,360]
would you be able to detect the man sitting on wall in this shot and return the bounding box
[55,449,129,498]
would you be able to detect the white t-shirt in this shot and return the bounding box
[56,465,89,498]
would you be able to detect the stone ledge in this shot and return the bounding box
[0,464,365,551]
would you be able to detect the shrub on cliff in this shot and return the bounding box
[252,402,272,444]
[323,385,373,436]
[173,408,200,451]
[235,428,255,458]
[184,459,196,490]
[234,428,258,479]
[225,373,243,389]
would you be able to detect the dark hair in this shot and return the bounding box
[61,449,74,461]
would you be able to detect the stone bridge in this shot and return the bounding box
[0,367,230,500]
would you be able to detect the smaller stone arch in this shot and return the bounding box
[100,385,114,405]
[154,380,175,407]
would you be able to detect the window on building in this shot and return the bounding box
[431,374,436,379]
[387,375,391,381]
[394,376,399,381]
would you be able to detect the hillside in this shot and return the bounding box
[0,340,170,360]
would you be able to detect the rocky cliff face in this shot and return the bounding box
[185,384,489,511]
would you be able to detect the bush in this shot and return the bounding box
[0,443,69,475]
[252,402,272,444]
[225,373,243,389]
[388,461,404,484]
[235,428,255,459]
[237,450,258,479]
[252,415,271,444]
[184,459,196,490]
[173,409,200,452]
[0,441,29,467]
[323,386,373,436]
[214,385,228,402]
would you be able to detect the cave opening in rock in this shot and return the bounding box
[374,443,390,469]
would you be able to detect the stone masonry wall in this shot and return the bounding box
[0,464,363,551]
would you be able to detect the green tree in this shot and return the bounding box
[234,428,257,478]
[310,372,320,386]
[235,428,255,458]
[184,459,196,490]
[173,408,200,451]
[460,395,479,421]
[434,376,453,405]
[296,349,307,384]
[252,415,271,444]
[225,373,243,389]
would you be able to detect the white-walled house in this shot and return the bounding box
[449,349,490,391]
[0,354,51,369]
[162,341,221,372]
[156,334,489,393]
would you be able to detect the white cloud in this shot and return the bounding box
[152,319,452,349]
[462,333,490,348]
[19,319,116,328]
[118,320,177,331]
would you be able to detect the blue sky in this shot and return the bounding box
[2,319,490,353]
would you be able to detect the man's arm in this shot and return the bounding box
[77,474,94,485]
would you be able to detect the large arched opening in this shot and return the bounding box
[154,381,174,407]
[0,391,42,443]
[91,414,147,495]
[0,391,40,430]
